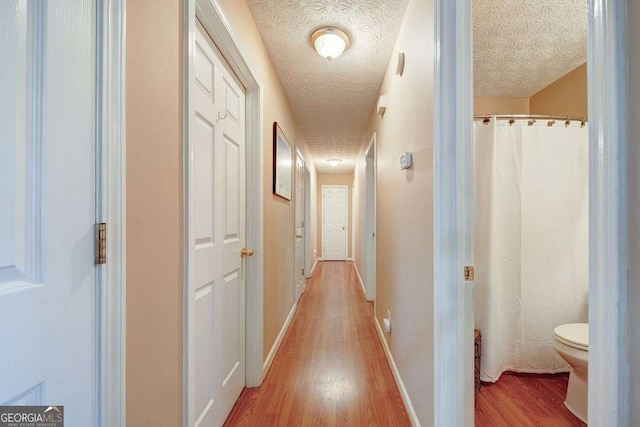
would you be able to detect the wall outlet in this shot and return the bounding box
[383,310,392,333]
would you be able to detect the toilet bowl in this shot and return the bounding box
[553,323,588,424]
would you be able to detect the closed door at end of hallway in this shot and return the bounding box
[323,186,348,261]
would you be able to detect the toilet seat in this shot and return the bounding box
[553,323,588,351]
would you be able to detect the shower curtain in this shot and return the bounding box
[474,119,589,382]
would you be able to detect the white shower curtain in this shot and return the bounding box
[474,119,589,383]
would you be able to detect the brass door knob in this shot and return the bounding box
[241,248,254,257]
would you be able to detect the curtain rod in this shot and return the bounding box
[474,114,588,126]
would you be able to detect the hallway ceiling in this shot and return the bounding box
[473,0,587,97]
[246,0,409,174]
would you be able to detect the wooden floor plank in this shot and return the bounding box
[224,261,410,426]
[475,372,587,426]
[225,261,583,426]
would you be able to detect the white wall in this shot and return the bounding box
[627,1,640,423]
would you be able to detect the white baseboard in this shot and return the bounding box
[263,303,297,378]
[374,317,421,427]
[347,257,354,261]
[353,262,367,299]
[309,257,321,277]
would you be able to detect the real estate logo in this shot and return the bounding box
[0,406,64,427]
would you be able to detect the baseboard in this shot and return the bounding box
[347,257,354,261]
[374,317,421,427]
[353,262,367,300]
[309,257,321,277]
[262,303,297,378]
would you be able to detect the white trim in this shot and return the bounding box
[97,0,126,425]
[433,0,474,425]
[294,148,305,302]
[352,262,366,299]
[587,0,629,424]
[351,183,355,261]
[347,257,354,262]
[373,317,421,426]
[262,304,297,377]
[303,166,312,278]
[364,133,377,302]
[309,257,320,276]
[321,185,349,261]
[184,1,265,426]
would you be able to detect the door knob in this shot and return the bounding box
[241,248,254,257]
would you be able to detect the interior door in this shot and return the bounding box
[294,151,305,301]
[323,186,347,261]
[188,24,247,427]
[0,1,99,424]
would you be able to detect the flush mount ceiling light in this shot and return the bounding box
[311,27,350,60]
[327,159,342,167]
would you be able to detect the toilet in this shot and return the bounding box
[552,323,589,423]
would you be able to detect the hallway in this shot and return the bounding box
[224,262,410,426]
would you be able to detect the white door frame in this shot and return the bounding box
[183,1,265,425]
[364,134,376,302]
[98,0,126,425]
[434,0,630,426]
[294,147,305,300]
[322,185,349,261]
[304,166,312,278]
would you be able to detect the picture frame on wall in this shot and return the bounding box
[273,122,293,201]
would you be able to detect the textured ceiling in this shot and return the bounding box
[473,0,587,97]
[247,1,586,173]
[247,0,409,173]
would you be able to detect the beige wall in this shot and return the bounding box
[475,64,587,119]
[628,2,640,423]
[217,0,317,358]
[474,97,530,115]
[530,63,588,117]
[364,0,435,423]
[317,173,354,260]
[126,0,183,425]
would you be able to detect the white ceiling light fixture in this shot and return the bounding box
[311,27,350,61]
[327,159,342,167]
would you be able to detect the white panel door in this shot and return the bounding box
[294,152,305,301]
[189,24,246,427]
[323,186,347,261]
[0,0,99,424]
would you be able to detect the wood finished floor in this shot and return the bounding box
[475,372,587,426]
[224,261,410,426]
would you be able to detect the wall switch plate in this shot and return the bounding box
[400,152,413,170]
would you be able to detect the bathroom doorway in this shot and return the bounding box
[432,0,630,425]
[471,2,590,425]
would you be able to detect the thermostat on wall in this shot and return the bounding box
[400,152,413,170]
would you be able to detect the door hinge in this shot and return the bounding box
[302,268,305,276]
[464,266,474,281]
[95,222,107,265]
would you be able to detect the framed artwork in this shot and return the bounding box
[273,122,293,200]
